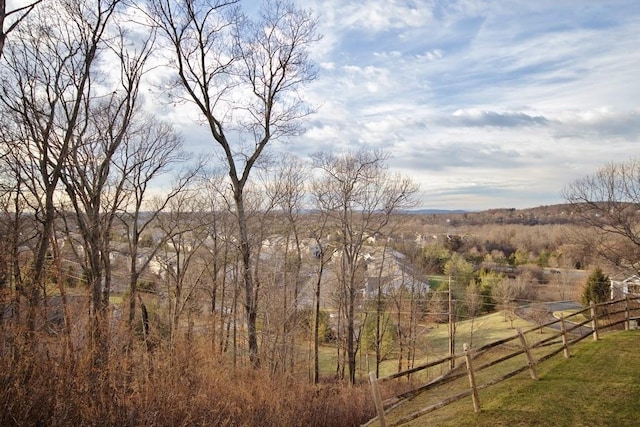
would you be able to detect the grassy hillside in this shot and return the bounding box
[318,311,545,381]
[390,330,640,426]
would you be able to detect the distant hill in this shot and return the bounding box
[406,209,469,215]
[402,203,580,226]
[410,203,574,216]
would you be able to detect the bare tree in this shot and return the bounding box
[198,172,237,355]
[549,270,571,301]
[443,253,475,306]
[424,283,444,317]
[389,265,427,374]
[305,201,335,383]
[311,149,418,383]
[464,281,483,347]
[563,159,640,274]
[0,0,43,60]
[240,167,288,370]
[115,117,189,333]
[146,0,319,367]
[0,0,124,337]
[492,273,530,327]
[528,302,549,333]
[155,187,212,349]
[261,154,307,373]
[54,21,162,365]
[368,243,397,377]
[0,147,36,325]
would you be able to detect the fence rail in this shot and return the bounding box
[364,296,640,427]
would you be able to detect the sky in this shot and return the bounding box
[257,0,640,211]
[8,0,638,211]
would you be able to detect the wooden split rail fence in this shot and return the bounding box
[364,297,640,427]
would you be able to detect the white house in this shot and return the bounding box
[610,274,640,300]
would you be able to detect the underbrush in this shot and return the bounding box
[0,326,374,426]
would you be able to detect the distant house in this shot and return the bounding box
[362,275,429,299]
[610,274,640,300]
[361,249,430,299]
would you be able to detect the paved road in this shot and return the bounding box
[518,301,592,336]
[545,301,582,313]
[546,301,594,336]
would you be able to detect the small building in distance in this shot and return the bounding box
[610,274,640,300]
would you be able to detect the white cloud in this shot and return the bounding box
[276,0,640,209]
[420,49,444,61]
[128,0,640,211]
[316,0,433,33]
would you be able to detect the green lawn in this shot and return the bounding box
[317,310,551,381]
[379,330,640,426]
[382,311,550,376]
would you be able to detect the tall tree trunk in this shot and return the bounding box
[347,282,356,383]
[233,186,259,368]
[313,260,323,383]
[28,192,56,336]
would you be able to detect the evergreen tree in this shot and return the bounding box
[582,267,610,305]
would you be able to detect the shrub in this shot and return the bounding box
[0,328,374,427]
[581,267,610,305]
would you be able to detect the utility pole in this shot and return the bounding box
[448,275,455,370]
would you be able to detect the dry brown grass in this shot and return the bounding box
[0,324,374,426]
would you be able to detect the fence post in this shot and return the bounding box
[463,343,481,413]
[560,314,571,359]
[368,372,387,427]
[625,297,630,331]
[590,301,599,341]
[517,329,538,380]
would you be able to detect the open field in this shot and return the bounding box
[317,310,554,381]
